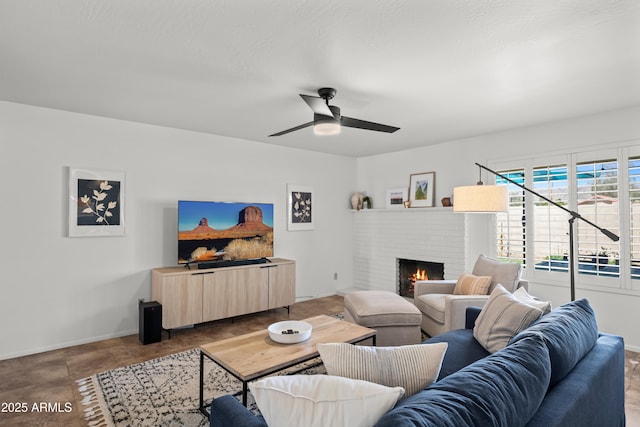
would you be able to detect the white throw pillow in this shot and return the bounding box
[513,287,552,314]
[473,284,543,353]
[249,375,404,427]
[317,342,447,397]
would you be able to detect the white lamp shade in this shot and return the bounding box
[453,185,508,213]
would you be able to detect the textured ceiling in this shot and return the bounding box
[1,1,639,157]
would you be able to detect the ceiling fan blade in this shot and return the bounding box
[299,94,334,117]
[269,121,314,137]
[341,116,400,133]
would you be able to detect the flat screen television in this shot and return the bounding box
[178,200,274,265]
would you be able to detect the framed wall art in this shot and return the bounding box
[68,167,125,237]
[386,187,408,208]
[287,184,313,231]
[409,172,435,208]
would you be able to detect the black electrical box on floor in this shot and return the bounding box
[139,301,162,345]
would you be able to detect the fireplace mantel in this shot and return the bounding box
[352,208,467,293]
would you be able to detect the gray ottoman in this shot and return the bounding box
[344,290,422,346]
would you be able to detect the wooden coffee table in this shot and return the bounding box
[198,314,376,416]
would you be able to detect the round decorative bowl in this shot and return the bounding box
[268,320,312,344]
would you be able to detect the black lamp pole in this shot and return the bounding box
[476,162,620,301]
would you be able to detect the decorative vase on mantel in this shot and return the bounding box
[351,192,364,210]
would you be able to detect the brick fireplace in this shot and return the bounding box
[398,258,445,297]
[352,208,468,293]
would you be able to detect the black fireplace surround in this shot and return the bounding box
[398,258,444,297]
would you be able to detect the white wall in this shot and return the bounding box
[0,101,356,360]
[355,106,640,350]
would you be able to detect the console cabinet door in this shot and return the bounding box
[202,268,269,321]
[152,259,295,329]
[267,263,296,309]
[156,274,203,329]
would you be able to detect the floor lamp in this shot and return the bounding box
[454,162,620,301]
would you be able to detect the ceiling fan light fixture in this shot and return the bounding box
[269,88,399,137]
[314,120,341,136]
[313,106,341,135]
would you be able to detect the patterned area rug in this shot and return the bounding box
[76,347,325,426]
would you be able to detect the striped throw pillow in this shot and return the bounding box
[318,342,448,397]
[473,284,543,353]
[453,273,492,295]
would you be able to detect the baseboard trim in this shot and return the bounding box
[0,328,138,361]
[625,344,640,353]
[336,287,368,296]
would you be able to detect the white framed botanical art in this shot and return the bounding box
[68,167,125,237]
[287,184,313,231]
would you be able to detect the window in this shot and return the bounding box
[496,165,571,274]
[532,165,570,273]
[494,148,640,291]
[576,160,620,277]
[629,156,640,279]
[496,169,526,267]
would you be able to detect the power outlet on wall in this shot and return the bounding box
[138,298,145,305]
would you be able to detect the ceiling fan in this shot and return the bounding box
[269,88,400,137]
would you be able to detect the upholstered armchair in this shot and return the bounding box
[414,255,528,337]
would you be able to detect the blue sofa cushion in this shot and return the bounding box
[509,298,598,388]
[374,334,551,427]
[425,329,489,381]
[525,334,626,427]
[210,395,267,427]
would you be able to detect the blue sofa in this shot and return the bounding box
[210,299,625,427]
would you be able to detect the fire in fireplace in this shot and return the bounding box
[398,258,445,297]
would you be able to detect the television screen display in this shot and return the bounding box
[178,200,274,264]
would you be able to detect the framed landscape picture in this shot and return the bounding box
[386,187,408,208]
[287,184,313,231]
[409,172,435,208]
[68,167,125,237]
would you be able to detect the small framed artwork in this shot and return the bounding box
[386,187,408,208]
[409,172,435,208]
[68,167,125,237]
[287,184,314,231]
